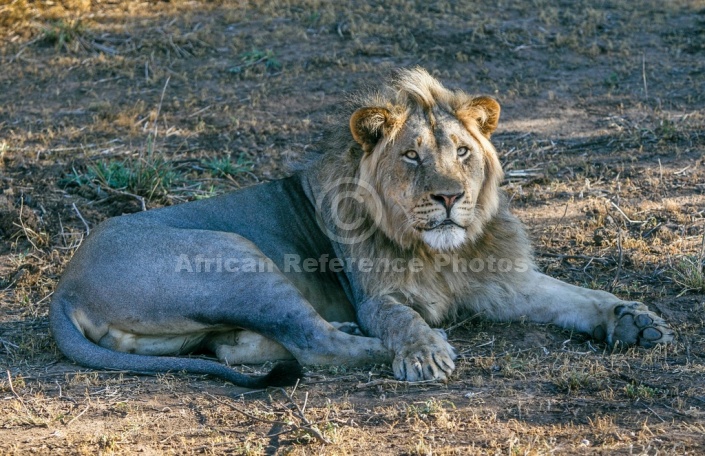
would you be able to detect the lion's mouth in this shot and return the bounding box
[419,219,465,231]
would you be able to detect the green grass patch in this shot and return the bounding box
[63,147,256,202]
[670,255,705,296]
[40,19,85,50]
[204,153,254,178]
[64,156,179,202]
[229,49,281,74]
[624,383,662,400]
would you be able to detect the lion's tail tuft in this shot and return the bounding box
[256,360,304,388]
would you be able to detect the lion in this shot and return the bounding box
[50,68,673,387]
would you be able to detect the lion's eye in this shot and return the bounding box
[403,150,420,162]
[457,146,470,158]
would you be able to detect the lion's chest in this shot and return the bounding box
[396,265,474,326]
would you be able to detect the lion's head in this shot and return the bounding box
[341,68,504,252]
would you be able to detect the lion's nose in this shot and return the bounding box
[430,192,465,212]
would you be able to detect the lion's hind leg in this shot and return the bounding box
[207,331,294,365]
[208,322,373,366]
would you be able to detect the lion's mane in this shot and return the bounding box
[306,68,534,324]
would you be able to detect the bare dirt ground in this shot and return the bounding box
[1,0,704,454]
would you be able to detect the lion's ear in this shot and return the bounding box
[456,96,501,138]
[350,107,392,153]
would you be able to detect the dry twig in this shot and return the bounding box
[72,203,91,235]
[205,391,331,445]
[279,386,331,444]
[610,229,624,291]
[6,370,29,413]
[66,404,90,427]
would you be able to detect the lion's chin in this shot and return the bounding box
[421,226,467,251]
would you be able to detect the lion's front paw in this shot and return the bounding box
[392,331,456,382]
[598,302,674,348]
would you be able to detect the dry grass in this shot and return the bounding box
[2,0,705,454]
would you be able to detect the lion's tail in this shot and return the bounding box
[49,297,303,389]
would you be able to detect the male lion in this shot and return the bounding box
[51,68,673,387]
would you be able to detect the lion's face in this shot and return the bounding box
[350,83,503,251]
[376,110,487,251]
